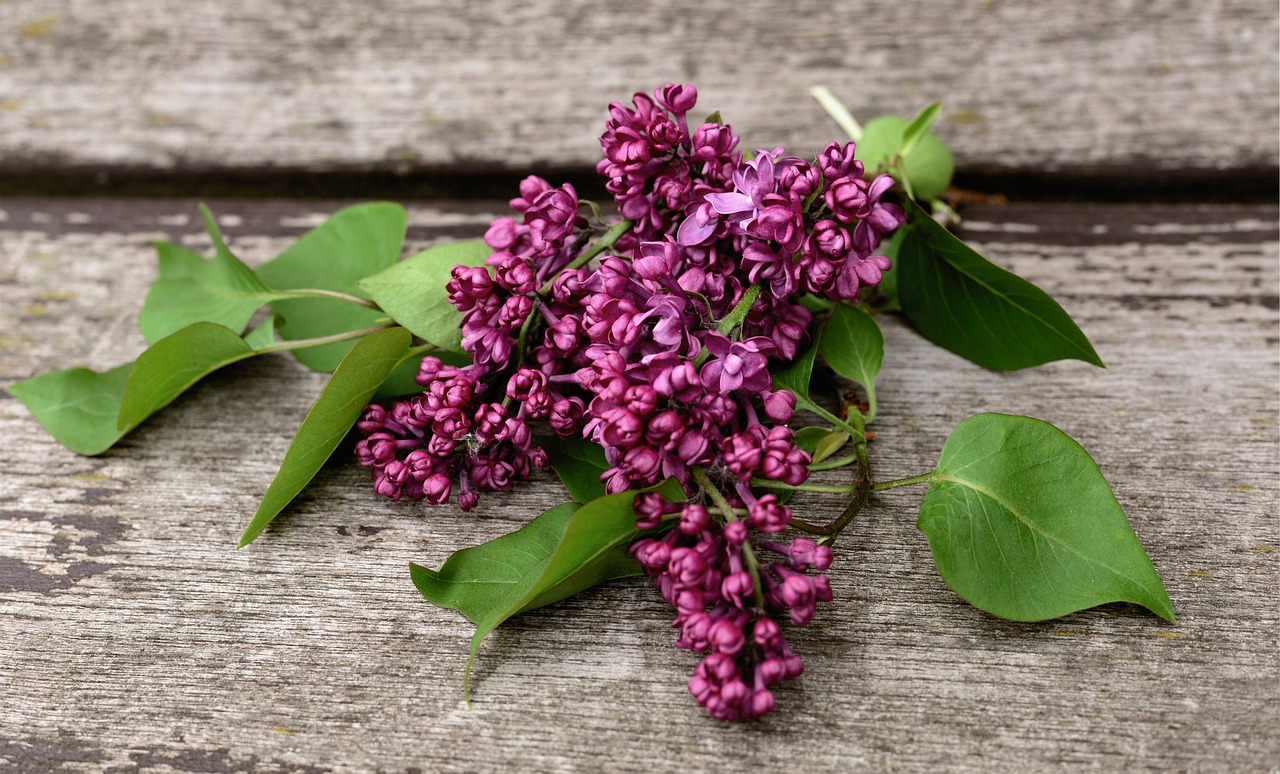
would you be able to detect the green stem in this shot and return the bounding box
[692,467,766,609]
[537,218,633,295]
[279,288,381,310]
[716,284,762,336]
[873,472,937,492]
[816,409,872,547]
[748,479,856,494]
[806,402,864,442]
[253,324,392,354]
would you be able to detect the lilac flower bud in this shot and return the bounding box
[623,385,659,417]
[691,122,739,162]
[623,446,663,483]
[551,268,588,304]
[753,616,784,649]
[721,571,755,609]
[355,432,399,467]
[473,403,510,444]
[633,492,669,530]
[708,619,746,656]
[549,397,586,437]
[748,689,775,718]
[668,546,709,586]
[679,503,710,535]
[657,83,698,114]
[373,465,404,500]
[436,376,476,408]
[748,494,791,533]
[506,368,548,402]
[809,219,852,261]
[677,611,714,651]
[461,328,514,371]
[644,410,686,450]
[432,407,471,441]
[510,175,553,213]
[603,466,631,495]
[489,253,536,294]
[427,434,457,457]
[632,537,672,570]
[404,450,434,481]
[780,573,818,625]
[673,587,707,615]
[723,520,749,546]
[787,538,834,571]
[484,216,522,250]
[446,265,494,312]
[752,200,803,252]
[414,356,446,386]
[357,404,390,435]
[676,430,711,465]
[599,407,643,448]
[505,417,533,450]
[526,184,581,250]
[762,389,796,423]
[422,472,452,505]
[470,457,516,491]
[496,294,534,329]
[817,141,862,181]
[722,432,763,480]
[523,391,553,419]
[824,176,870,223]
[457,488,479,512]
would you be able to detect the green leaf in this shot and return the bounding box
[138,220,285,344]
[237,327,412,547]
[543,434,609,503]
[117,322,264,434]
[918,413,1175,622]
[821,303,884,420]
[874,227,907,311]
[256,203,407,371]
[410,480,684,697]
[900,101,942,157]
[856,115,954,201]
[898,202,1104,370]
[770,327,824,417]
[356,241,490,353]
[811,430,850,464]
[793,426,831,455]
[8,363,133,455]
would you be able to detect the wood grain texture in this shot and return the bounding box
[0,198,1276,772]
[0,1,1275,181]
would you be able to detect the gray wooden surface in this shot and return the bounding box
[0,1,1276,181]
[1,198,1276,772]
[2,0,1278,769]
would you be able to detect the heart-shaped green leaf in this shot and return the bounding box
[138,206,286,343]
[821,303,884,420]
[356,241,490,353]
[543,434,610,503]
[411,480,684,697]
[256,203,407,371]
[918,413,1174,622]
[9,363,134,455]
[238,326,412,547]
[898,202,1103,370]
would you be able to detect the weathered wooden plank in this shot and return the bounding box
[0,199,1276,772]
[0,1,1275,184]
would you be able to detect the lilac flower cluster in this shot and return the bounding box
[356,83,904,719]
[631,490,833,720]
